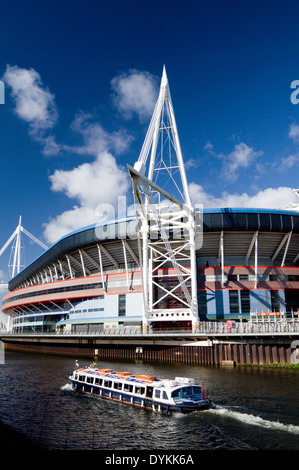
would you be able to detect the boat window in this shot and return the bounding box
[155,390,161,399]
[79,375,85,382]
[146,386,153,398]
[95,378,102,386]
[104,380,112,388]
[162,391,168,400]
[124,383,133,392]
[135,386,145,395]
[86,376,94,384]
[114,382,123,390]
[171,386,202,399]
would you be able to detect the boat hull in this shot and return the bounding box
[69,379,213,414]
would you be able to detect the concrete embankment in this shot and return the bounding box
[1,332,297,365]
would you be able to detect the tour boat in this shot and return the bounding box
[69,362,215,414]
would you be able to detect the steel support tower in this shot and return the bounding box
[129,67,202,332]
[0,216,48,281]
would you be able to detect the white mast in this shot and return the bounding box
[134,66,192,207]
[129,67,200,332]
[282,189,299,212]
[0,216,48,280]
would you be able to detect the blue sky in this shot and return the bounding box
[1,0,299,289]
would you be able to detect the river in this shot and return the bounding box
[0,350,298,452]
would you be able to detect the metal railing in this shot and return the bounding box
[3,319,299,337]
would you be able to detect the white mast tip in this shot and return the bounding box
[161,65,168,86]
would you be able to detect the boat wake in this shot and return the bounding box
[61,383,73,392]
[207,406,299,435]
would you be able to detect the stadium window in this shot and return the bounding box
[198,290,207,316]
[271,290,280,312]
[229,290,239,314]
[240,290,250,313]
[118,294,126,316]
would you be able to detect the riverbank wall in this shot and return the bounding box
[1,332,298,365]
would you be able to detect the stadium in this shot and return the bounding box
[2,207,299,334]
[2,68,299,335]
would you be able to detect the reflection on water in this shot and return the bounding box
[0,351,298,450]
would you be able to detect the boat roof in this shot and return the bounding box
[75,367,197,388]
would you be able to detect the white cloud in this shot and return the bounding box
[204,141,213,150]
[280,153,299,171]
[64,112,133,156]
[43,151,130,244]
[43,205,100,244]
[204,141,263,182]
[222,142,263,182]
[43,71,161,243]
[189,182,296,209]
[111,69,158,121]
[289,123,299,143]
[42,110,134,244]
[2,67,139,244]
[3,65,57,126]
[3,64,59,155]
[276,123,299,170]
[185,158,199,170]
[49,151,128,208]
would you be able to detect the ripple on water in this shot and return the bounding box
[1,352,299,450]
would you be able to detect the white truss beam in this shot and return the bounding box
[271,233,289,262]
[122,240,130,289]
[122,240,139,266]
[80,248,101,272]
[254,231,258,289]
[99,244,119,269]
[96,244,106,291]
[281,231,292,267]
[66,255,74,279]
[78,249,86,277]
[219,231,225,284]
[246,231,257,264]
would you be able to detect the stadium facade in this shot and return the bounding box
[2,68,299,334]
[2,207,299,334]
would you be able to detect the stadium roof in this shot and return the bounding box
[8,208,299,291]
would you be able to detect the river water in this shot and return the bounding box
[0,350,298,451]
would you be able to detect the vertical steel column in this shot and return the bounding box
[219,231,224,285]
[97,244,106,292]
[78,249,86,278]
[254,231,258,289]
[189,216,199,329]
[142,217,149,330]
